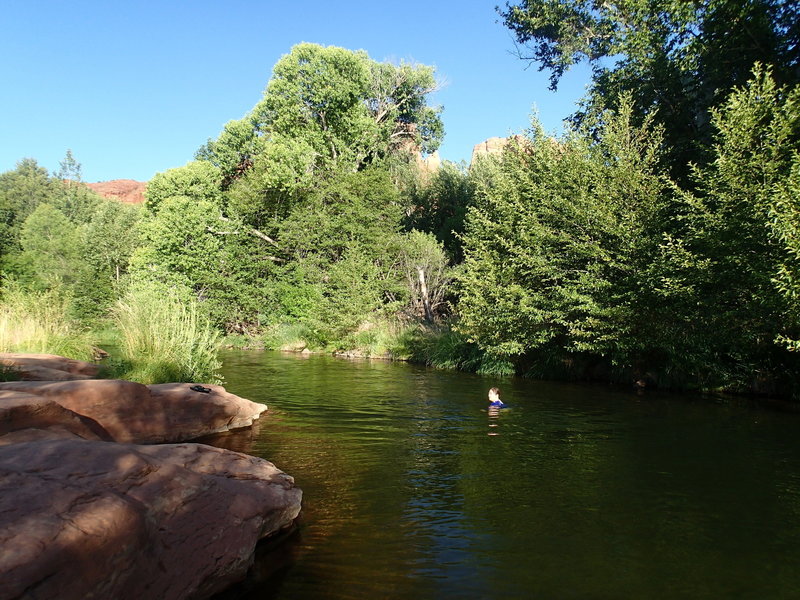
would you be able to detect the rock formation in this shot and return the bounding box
[0,352,101,381]
[86,179,146,204]
[416,150,441,176]
[470,135,528,166]
[0,379,267,443]
[0,437,301,600]
[0,353,301,600]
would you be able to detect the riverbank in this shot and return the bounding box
[222,322,799,401]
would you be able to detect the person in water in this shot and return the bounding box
[488,387,508,408]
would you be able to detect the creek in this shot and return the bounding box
[210,350,800,599]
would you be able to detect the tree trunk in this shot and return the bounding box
[417,266,434,322]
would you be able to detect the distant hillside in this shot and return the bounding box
[86,180,146,204]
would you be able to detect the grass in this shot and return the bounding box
[261,322,319,352]
[110,284,222,384]
[397,323,515,375]
[257,316,515,375]
[0,285,95,361]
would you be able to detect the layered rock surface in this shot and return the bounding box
[0,379,267,443]
[0,437,301,600]
[0,353,300,600]
[0,352,101,381]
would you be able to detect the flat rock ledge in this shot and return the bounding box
[0,352,101,381]
[0,354,301,600]
[0,379,268,444]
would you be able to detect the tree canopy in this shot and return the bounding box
[499,0,800,175]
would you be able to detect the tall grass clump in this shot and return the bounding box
[113,283,221,384]
[0,284,95,361]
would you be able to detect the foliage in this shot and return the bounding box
[144,161,224,214]
[112,282,221,384]
[0,159,63,264]
[456,98,668,375]
[252,43,442,169]
[130,195,224,291]
[499,0,800,177]
[396,230,453,321]
[771,159,800,351]
[16,203,88,291]
[404,161,473,262]
[649,67,800,390]
[84,200,141,285]
[199,43,443,233]
[52,150,102,224]
[276,168,408,343]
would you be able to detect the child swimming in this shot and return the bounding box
[488,387,508,408]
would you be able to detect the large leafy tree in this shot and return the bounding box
[16,204,87,292]
[499,0,800,176]
[456,99,668,374]
[648,67,800,390]
[199,43,443,231]
[144,160,223,214]
[0,159,62,264]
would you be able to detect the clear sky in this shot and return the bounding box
[1,1,591,183]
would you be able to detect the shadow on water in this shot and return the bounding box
[209,350,800,600]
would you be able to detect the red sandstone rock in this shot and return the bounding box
[0,390,110,443]
[85,179,146,204]
[0,352,101,381]
[0,379,268,444]
[0,438,302,600]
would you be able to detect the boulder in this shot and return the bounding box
[0,389,110,444]
[0,437,302,600]
[0,352,101,381]
[0,379,268,444]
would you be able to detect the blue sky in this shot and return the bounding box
[2,1,591,183]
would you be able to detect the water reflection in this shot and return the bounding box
[212,350,800,600]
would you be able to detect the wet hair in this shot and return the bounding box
[489,387,500,396]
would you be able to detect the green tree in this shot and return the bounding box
[405,161,473,262]
[195,117,264,188]
[650,67,800,390]
[129,195,224,291]
[200,43,443,232]
[456,99,669,375]
[52,150,100,224]
[130,194,276,331]
[0,159,62,265]
[278,167,446,342]
[144,161,224,214]
[500,0,800,177]
[16,204,87,291]
[85,200,142,284]
[771,158,800,353]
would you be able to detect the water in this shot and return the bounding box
[209,350,800,599]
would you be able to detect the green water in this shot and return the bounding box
[212,350,800,599]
